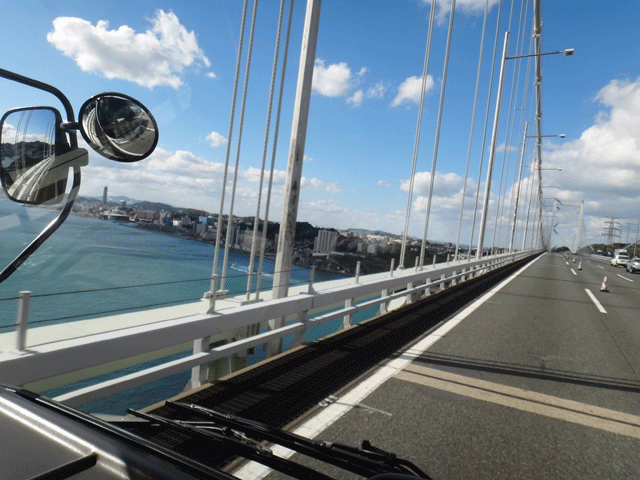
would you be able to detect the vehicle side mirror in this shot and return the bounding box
[78,93,158,162]
[0,107,87,204]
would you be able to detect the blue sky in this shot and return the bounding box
[2,0,640,246]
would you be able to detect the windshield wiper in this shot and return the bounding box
[127,402,432,480]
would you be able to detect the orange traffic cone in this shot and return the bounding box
[600,277,609,292]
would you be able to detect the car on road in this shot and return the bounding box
[612,253,630,267]
[626,257,640,273]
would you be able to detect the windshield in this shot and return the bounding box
[2,1,640,479]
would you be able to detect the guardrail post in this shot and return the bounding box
[342,298,353,329]
[406,280,414,304]
[433,255,437,268]
[415,257,419,272]
[308,266,315,294]
[292,310,309,348]
[390,258,395,277]
[447,254,450,266]
[355,261,361,284]
[206,274,218,313]
[425,277,432,297]
[380,288,388,314]
[16,291,30,351]
[440,272,446,291]
[451,270,457,286]
[190,335,211,388]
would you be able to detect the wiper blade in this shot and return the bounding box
[166,402,432,479]
[127,408,334,480]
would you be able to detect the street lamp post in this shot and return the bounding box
[475,30,573,259]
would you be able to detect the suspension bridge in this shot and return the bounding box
[1,0,639,478]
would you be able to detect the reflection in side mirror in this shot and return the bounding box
[79,93,159,162]
[0,107,87,205]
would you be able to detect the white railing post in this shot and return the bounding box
[433,255,437,268]
[415,257,419,272]
[190,335,211,388]
[16,291,30,351]
[342,298,353,329]
[206,274,218,313]
[380,288,388,314]
[390,258,395,277]
[292,310,309,348]
[355,261,361,283]
[425,277,432,297]
[308,266,316,294]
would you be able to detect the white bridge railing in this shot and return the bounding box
[0,251,535,407]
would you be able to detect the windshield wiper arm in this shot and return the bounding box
[164,401,432,479]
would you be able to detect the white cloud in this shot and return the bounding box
[367,83,386,99]
[400,171,470,197]
[301,177,340,193]
[206,72,217,79]
[206,131,227,147]
[377,180,393,188]
[312,59,354,97]
[47,10,210,89]
[242,167,287,184]
[391,75,435,107]
[347,90,364,107]
[421,0,500,24]
[543,76,640,219]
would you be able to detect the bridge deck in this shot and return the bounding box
[121,254,531,472]
[122,253,640,479]
[258,253,640,479]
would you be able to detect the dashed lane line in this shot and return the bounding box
[570,269,577,276]
[617,274,634,283]
[585,288,607,314]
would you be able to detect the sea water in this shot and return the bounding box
[0,200,377,414]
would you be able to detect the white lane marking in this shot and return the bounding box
[585,289,607,314]
[233,254,547,480]
[597,265,604,270]
[570,269,577,276]
[397,365,640,439]
[565,261,569,266]
[617,274,634,283]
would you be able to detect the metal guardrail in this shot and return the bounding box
[0,251,535,407]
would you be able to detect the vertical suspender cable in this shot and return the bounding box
[508,39,535,248]
[467,0,502,256]
[221,0,260,289]
[521,153,536,249]
[211,0,250,292]
[454,0,490,260]
[245,0,287,300]
[399,1,437,269]
[419,0,457,264]
[255,0,295,300]
[491,0,525,250]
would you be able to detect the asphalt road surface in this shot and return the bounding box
[257,252,640,480]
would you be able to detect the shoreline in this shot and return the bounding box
[71,212,349,278]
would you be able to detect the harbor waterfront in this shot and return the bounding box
[0,202,362,414]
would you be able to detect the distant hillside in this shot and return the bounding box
[134,201,177,211]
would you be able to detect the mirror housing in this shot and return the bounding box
[0,107,87,205]
[78,93,158,162]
